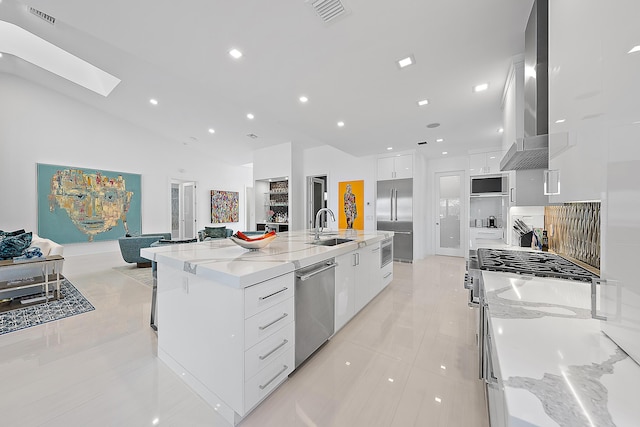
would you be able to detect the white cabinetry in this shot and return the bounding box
[377,154,413,180]
[354,243,381,312]
[335,243,383,331]
[335,252,356,332]
[507,169,548,207]
[469,151,504,175]
[157,265,295,425]
[469,228,504,249]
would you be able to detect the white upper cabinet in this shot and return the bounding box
[377,154,413,180]
[501,57,525,153]
[469,151,505,175]
[548,1,606,203]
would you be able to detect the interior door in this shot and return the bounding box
[435,172,464,257]
[171,180,197,239]
[307,176,327,229]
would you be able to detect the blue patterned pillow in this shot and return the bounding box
[0,232,32,260]
[0,229,26,237]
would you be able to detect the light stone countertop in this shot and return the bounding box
[482,271,640,426]
[141,229,392,288]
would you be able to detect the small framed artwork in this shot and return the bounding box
[211,190,239,223]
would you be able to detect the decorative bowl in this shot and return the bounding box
[229,234,277,250]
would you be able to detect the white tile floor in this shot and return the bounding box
[0,252,489,427]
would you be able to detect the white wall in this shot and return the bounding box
[0,74,252,256]
[303,145,376,232]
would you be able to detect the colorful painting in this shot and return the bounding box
[211,190,239,223]
[37,163,142,243]
[338,180,364,230]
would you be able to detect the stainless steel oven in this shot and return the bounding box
[380,237,393,268]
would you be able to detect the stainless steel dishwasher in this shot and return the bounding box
[295,258,336,368]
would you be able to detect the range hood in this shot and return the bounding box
[501,0,549,171]
[500,134,548,170]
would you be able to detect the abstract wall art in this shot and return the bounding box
[37,163,142,243]
[338,180,364,230]
[211,190,239,223]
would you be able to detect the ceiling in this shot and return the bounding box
[0,0,534,165]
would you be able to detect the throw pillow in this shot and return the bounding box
[204,226,227,239]
[0,229,26,237]
[0,232,32,260]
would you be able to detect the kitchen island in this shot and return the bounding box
[141,230,393,426]
[481,270,640,426]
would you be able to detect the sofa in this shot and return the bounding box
[118,233,171,267]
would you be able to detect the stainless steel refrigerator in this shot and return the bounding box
[376,178,413,262]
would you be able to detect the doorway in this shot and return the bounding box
[307,175,327,229]
[171,180,197,239]
[435,171,465,257]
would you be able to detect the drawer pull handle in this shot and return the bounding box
[259,365,288,390]
[259,313,288,330]
[383,272,392,279]
[259,339,289,360]
[258,287,288,301]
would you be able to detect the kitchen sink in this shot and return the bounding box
[309,238,353,246]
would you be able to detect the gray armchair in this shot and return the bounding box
[198,228,233,241]
[118,233,171,267]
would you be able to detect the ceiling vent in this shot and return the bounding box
[246,133,258,139]
[309,0,347,24]
[29,7,56,25]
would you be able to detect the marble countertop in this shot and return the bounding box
[141,230,392,288]
[482,271,640,426]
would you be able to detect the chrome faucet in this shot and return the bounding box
[314,208,335,240]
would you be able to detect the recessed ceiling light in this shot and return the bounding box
[208,128,215,134]
[436,138,444,142]
[435,397,442,403]
[388,378,394,383]
[397,55,415,69]
[247,113,254,120]
[442,151,448,155]
[555,118,566,123]
[387,147,393,151]
[473,83,489,93]
[229,48,243,59]
[628,45,640,54]
[417,99,429,106]
[337,121,345,127]
[299,95,309,103]
[498,127,504,133]
[489,156,496,159]
[149,99,158,105]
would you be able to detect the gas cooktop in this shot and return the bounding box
[476,248,599,282]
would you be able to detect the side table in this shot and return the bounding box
[0,255,64,311]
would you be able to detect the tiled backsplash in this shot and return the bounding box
[544,202,600,269]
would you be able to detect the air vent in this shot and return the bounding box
[29,7,56,25]
[246,133,258,139]
[310,0,346,23]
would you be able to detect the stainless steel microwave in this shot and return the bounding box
[470,174,508,196]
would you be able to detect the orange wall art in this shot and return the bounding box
[338,180,364,230]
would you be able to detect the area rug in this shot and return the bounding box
[113,265,153,287]
[0,279,95,335]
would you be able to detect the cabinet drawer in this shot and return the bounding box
[381,263,393,287]
[244,349,294,413]
[244,273,294,319]
[471,229,503,240]
[245,322,294,379]
[245,298,294,350]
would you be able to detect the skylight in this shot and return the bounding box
[0,20,120,97]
